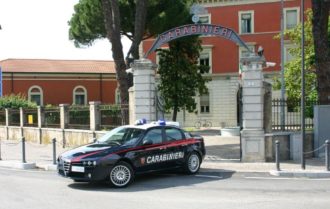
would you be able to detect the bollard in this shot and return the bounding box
[326,140,330,171]
[52,138,57,165]
[275,140,280,171]
[0,138,2,160]
[22,137,26,163]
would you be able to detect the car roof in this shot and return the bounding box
[122,122,181,130]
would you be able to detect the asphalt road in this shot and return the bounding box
[1,168,330,209]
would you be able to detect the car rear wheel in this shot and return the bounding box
[184,152,201,174]
[109,161,134,188]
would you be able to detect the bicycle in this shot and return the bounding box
[194,119,212,129]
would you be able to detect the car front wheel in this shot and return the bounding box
[184,152,201,174]
[109,161,134,188]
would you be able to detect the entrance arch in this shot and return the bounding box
[144,23,253,58]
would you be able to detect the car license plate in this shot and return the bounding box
[71,166,85,173]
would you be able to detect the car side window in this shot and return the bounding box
[123,128,144,146]
[143,128,163,144]
[165,127,184,141]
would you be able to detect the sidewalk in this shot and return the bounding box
[0,134,329,178]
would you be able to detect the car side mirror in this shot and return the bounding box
[142,139,153,146]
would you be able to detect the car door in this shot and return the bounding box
[164,127,186,167]
[133,127,167,173]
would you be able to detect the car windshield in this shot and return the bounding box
[97,126,145,146]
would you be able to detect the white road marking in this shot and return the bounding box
[245,176,330,181]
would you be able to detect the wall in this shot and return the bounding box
[0,126,106,147]
[265,132,314,162]
[3,73,117,105]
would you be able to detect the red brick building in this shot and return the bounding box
[0,59,118,106]
[142,0,311,127]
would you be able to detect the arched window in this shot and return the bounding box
[73,86,87,105]
[28,86,43,106]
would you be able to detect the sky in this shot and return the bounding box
[0,0,130,61]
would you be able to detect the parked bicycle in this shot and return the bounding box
[194,119,212,129]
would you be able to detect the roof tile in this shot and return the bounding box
[0,59,116,74]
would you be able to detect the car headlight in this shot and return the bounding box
[83,161,97,166]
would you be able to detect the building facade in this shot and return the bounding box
[0,59,118,106]
[142,0,311,128]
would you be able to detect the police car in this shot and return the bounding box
[57,120,206,187]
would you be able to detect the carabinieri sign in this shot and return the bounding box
[144,23,252,58]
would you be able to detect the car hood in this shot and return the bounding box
[60,143,117,160]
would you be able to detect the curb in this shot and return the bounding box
[270,170,330,178]
[0,161,36,170]
[36,163,57,171]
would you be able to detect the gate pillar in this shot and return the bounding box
[240,55,266,162]
[129,59,157,124]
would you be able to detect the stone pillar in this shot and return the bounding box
[19,107,24,137]
[240,55,266,162]
[5,109,9,140]
[60,104,69,129]
[89,101,101,131]
[37,106,44,128]
[60,104,69,147]
[129,59,157,124]
[37,106,44,144]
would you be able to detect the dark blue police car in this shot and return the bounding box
[57,120,206,187]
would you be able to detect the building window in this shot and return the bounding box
[73,86,87,105]
[284,45,295,64]
[198,14,211,24]
[239,43,255,61]
[284,8,299,30]
[199,46,213,73]
[200,92,210,114]
[239,11,254,34]
[239,44,255,68]
[28,86,43,106]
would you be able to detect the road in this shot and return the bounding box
[0,167,330,209]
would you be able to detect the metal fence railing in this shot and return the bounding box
[0,109,5,125]
[272,98,317,131]
[9,109,20,126]
[23,108,38,127]
[68,105,90,130]
[0,103,129,131]
[100,104,129,130]
[44,107,60,128]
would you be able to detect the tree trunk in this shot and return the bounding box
[101,0,129,123]
[126,0,147,60]
[172,105,178,122]
[311,0,330,104]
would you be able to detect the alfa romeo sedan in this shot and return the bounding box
[57,120,206,187]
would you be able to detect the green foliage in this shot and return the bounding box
[69,0,195,47]
[273,10,319,104]
[69,0,106,47]
[157,36,210,120]
[0,94,37,109]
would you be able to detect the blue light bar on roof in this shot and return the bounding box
[135,118,147,125]
[158,119,166,125]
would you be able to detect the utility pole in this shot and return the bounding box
[301,0,306,170]
[280,0,286,131]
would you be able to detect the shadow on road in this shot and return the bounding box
[67,169,235,192]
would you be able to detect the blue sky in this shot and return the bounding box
[0,0,130,61]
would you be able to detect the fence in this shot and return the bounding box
[0,102,129,131]
[272,98,317,131]
[100,104,128,130]
[44,107,60,128]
